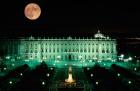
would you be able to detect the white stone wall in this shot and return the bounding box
[19,37,117,61]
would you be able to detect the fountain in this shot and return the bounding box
[65,66,75,83]
[57,65,84,91]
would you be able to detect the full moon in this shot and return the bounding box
[24,3,41,20]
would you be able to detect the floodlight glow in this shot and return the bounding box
[6,56,10,59]
[89,60,92,62]
[57,55,61,59]
[25,59,29,62]
[53,64,55,66]
[79,55,82,59]
[39,60,43,63]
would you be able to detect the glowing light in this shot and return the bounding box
[39,60,43,62]
[134,68,137,71]
[79,55,82,59]
[50,67,53,70]
[91,74,93,77]
[57,55,61,59]
[128,57,132,60]
[65,66,75,83]
[25,59,29,62]
[53,64,55,66]
[47,73,50,77]
[117,73,120,77]
[120,54,124,58]
[9,81,12,84]
[89,60,92,62]
[6,56,10,59]
[12,64,15,66]
[20,73,23,76]
[42,81,45,85]
[4,67,7,70]
[87,67,90,70]
[65,64,67,66]
[128,81,131,84]
[95,81,98,85]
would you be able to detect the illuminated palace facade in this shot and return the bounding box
[0,31,117,61]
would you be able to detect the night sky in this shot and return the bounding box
[0,0,140,37]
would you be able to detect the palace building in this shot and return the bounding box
[0,31,117,61]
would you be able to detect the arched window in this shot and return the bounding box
[88,48,90,52]
[57,48,59,52]
[80,49,83,52]
[102,49,105,53]
[92,48,94,52]
[106,49,109,53]
[35,50,38,53]
[84,48,87,52]
[96,48,98,52]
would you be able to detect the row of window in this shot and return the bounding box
[26,43,115,47]
[25,55,114,60]
[25,48,115,53]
